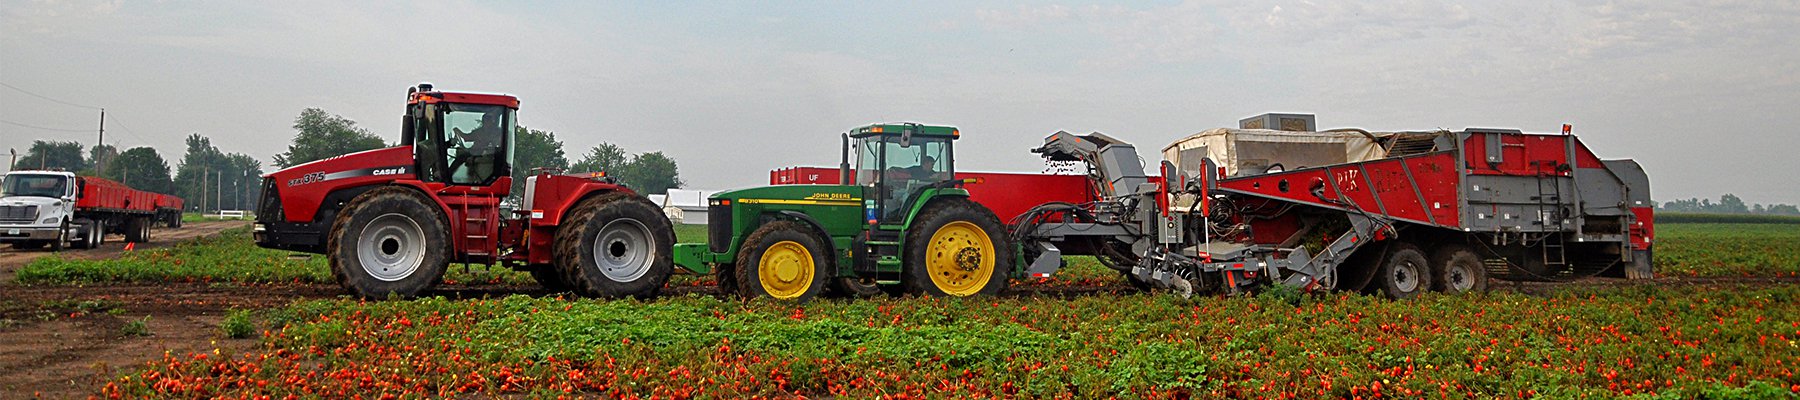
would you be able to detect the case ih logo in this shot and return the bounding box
[287,172,326,187]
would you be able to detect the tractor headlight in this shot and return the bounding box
[41,217,57,224]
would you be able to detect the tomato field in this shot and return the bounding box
[5,221,1800,398]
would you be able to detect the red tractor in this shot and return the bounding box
[255,83,676,298]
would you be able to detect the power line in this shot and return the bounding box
[0,118,92,132]
[0,81,103,110]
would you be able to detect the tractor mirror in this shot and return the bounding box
[900,124,914,148]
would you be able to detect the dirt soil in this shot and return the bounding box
[0,223,1793,398]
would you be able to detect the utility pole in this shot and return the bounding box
[7,148,14,172]
[201,167,208,214]
[96,108,106,173]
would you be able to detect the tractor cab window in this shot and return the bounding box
[1,174,70,198]
[854,134,951,221]
[431,104,515,185]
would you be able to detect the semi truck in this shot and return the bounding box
[678,114,1652,300]
[1,170,184,251]
[255,83,678,299]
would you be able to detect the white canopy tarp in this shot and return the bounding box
[1161,128,1439,177]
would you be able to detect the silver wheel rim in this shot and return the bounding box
[1447,263,1475,292]
[357,213,426,282]
[593,218,654,283]
[1392,259,1421,292]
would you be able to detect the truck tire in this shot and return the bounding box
[327,188,450,299]
[734,221,829,301]
[555,194,674,299]
[124,216,145,243]
[50,220,68,251]
[75,221,100,249]
[1430,245,1487,293]
[904,198,1013,297]
[1372,242,1431,300]
[136,216,153,243]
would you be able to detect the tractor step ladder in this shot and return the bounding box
[1532,162,1568,269]
[458,198,497,261]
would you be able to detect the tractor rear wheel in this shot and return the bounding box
[904,198,1012,297]
[734,221,829,301]
[1430,245,1487,293]
[327,188,450,299]
[1372,242,1431,299]
[555,194,674,298]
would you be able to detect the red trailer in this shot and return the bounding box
[769,166,1093,223]
[2,171,184,251]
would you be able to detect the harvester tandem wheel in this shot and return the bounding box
[1373,242,1432,300]
[555,194,675,299]
[327,188,450,299]
[904,198,1012,297]
[1430,245,1488,294]
[734,221,829,302]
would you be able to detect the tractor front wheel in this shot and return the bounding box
[734,221,829,301]
[904,199,1012,297]
[555,194,675,298]
[327,188,450,299]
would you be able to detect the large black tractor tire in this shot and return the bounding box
[715,264,739,295]
[903,198,1013,297]
[1430,245,1488,294]
[529,266,571,292]
[327,188,451,299]
[734,221,830,302]
[1371,242,1431,300]
[555,194,675,299]
[829,276,886,298]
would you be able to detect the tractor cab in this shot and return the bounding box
[401,83,519,192]
[846,123,960,223]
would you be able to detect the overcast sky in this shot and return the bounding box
[3,1,1797,204]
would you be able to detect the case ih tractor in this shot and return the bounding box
[673,123,1013,300]
[256,84,676,298]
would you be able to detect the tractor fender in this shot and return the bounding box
[771,210,838,260]
[311,183,387,224]
[898,187,971,230]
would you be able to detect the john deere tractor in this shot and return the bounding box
[673,123,1013,301]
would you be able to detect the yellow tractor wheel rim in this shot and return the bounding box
[925,221,995,296]
[757,240,814,299]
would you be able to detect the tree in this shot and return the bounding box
[509,126,570,200]
[15,141,87,171]
[570,142,683,195]
[571,143,628,175]
[621,151,682,195]
[86,144,117,175]
[172,133,264,212]
[103,147,174,194]
[273,108,386,168]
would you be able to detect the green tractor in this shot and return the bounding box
[673,123,1014,300]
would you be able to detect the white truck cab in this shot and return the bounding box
[0,171,85,250]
